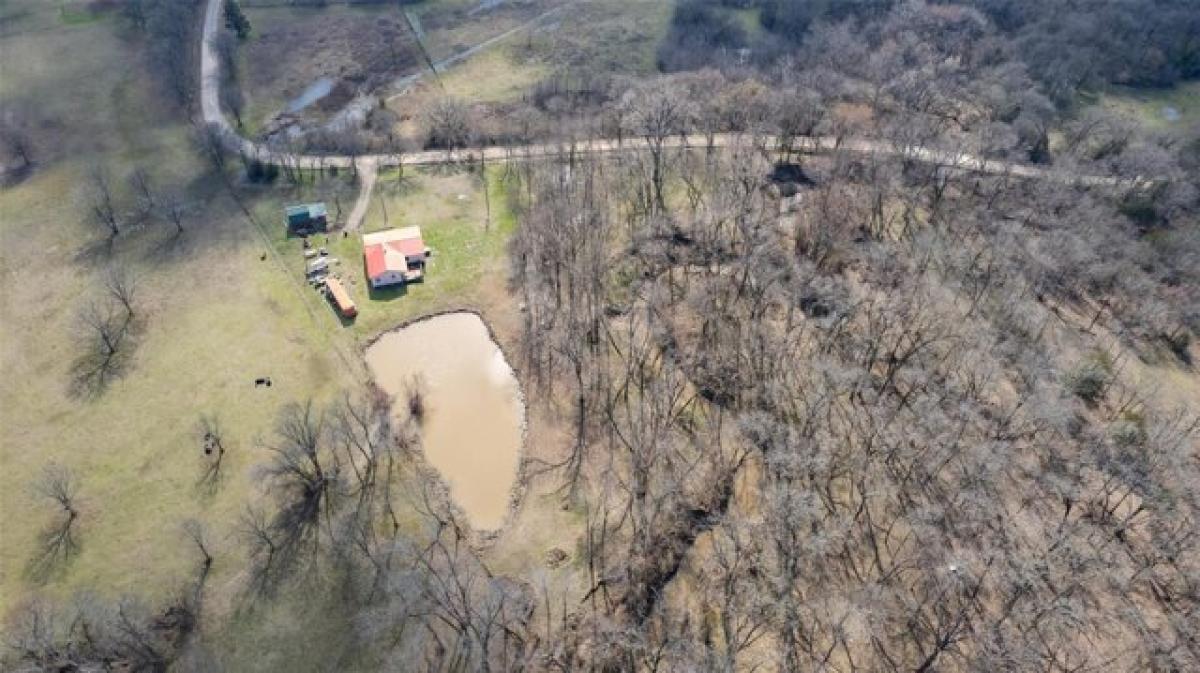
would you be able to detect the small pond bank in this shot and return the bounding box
[364,312,525,530]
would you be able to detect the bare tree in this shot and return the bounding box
[423,97,473,150]
[28,464,81,579]
[160,191,190,236]
[240,506,278,592]
[694,520,773,672]
[128,167,157,223]
[0,103,35,174]
[408,526,533,671]
[181,519,214,583]
[197,414,227,491]
[620,80,694,211]
[773,87,826,161]
[82,165,120,239]
[1012,90,1056,164]
[213,29,245,129]
[251,402,341,586]
[110,597,180,671]
[103,265,138,322]
[405,375,426,424]
[222,85,246,131]
[4,593,192,672]
[144,0,201,110]
[121,0,147,30]
[193,122,230,174]
[71,299,133,395]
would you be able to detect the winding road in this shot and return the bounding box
[200,0,1130,230]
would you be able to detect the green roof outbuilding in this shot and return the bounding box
[285,202,328,231]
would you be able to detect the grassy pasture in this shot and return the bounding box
[242,0,672,130]
[399,0,673,107]
[1,0,110,35]
[498,0,672,78]
[0,2,358,616]
[439,44,552,104]
[413,0,564,65]
[0,165,356,611]
[238,0,564,131]
[0,0,560,619]
[1096,81,1200,132]
[0,0,586,661]
[249,164,516,338]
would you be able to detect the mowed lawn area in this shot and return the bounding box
[253,165,518,337]
[0,3,356,615]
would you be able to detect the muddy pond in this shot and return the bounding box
[286,77,334,113]
[365,312,524,530]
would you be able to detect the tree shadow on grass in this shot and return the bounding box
[1,162,35,188]
[421,161,473,179]
[194,416,229,501]
[69,351,132,400]
[68,311,142,401]
[375,172,422,198]
[25,464,83,585]
[25,518,83,585]
[72,235,117,269]
[367,282,409,303]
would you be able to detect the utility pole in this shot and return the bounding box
[404,10,444,91]
[480,153,491,231]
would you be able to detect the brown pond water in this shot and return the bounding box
[365,312,524,530]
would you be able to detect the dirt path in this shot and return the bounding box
[344,158,378,231]
[200,0,1139,189]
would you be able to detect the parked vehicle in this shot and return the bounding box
[325,278,357,318]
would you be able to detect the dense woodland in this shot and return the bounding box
[5,0,1200,671]
[507,134,1199,671]
[665,0,1200,98]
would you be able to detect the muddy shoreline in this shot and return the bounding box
[361,308,533,546]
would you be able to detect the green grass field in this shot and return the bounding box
[244,0,671,125]
[0,169,358,609]
[522,0,673,76]
[1097,81,1200,132]
[238,0,565,132]
[439,45,552,104]
[0,2,588,662]
[0,1,359,617]
[249,164,517,338]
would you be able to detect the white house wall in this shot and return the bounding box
[371,271,407,288]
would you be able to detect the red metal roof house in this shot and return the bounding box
[363,227,427,289]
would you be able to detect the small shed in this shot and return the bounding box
[286,203,328,234]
